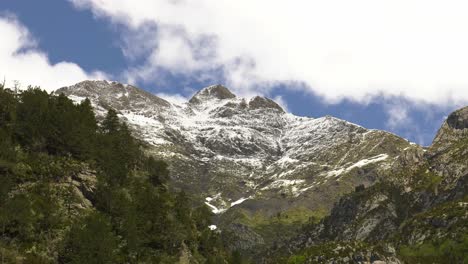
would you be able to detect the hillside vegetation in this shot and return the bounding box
[1,83,467,264]
[0,85,237,263]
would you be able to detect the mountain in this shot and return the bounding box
[57,81,419,212]
[267,106,468,263]
[3,80,465,263]
[57,80,424,249]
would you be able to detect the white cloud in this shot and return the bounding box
[273,95,289,112]
[0,15,106,92]
[69,0,468,105]
[385,103,411,130]
[156,92,188,105]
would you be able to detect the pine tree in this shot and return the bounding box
[75,98,97,159]
[0,85,16,131]
[96,109,140,186]
[100,109,120,134]
[145,156,169,186]
[15,88,51,152]
[59,212,120,264]
[47,93,76,155]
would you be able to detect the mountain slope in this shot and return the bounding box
[57,80,422,248]
[270,106,468,263]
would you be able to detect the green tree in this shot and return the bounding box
[96,109,139,186]
[59,212,120,264]
[0,85,16,132]
[74,98,98,159]
[0,170,14,247]
[231,250,247,264]
[15,88,51,152]
[2,194,35,241]
[100,108,120,134]
[145,156,169,186]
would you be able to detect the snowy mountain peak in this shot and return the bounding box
[58,80,418,217]
[189,84,236,104]
[56,80,171,115]
[63,80,130,94]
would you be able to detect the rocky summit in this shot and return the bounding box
[56,81,429,249]
[58,81,417,214]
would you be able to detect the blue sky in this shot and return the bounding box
[1,0,466,145]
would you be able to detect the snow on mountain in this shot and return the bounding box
[57,80,418,215]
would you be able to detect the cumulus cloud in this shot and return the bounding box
[385,103,411,130]
[0,15,105,92]
[69,0,468,105]
[156,92,189,105]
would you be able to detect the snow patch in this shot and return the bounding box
[204,202,227,214]
[68,95,87,104]
[231,197,251,207]
[326,154,389,178]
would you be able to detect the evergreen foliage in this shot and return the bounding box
[399,235,468,264]
[0,85,233,263]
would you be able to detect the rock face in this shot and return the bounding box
[446,106,468,130]
[189,84,236,104]
[248,96,284,112]
[432,106,468,149]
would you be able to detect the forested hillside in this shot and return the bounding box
[0,85,236,263]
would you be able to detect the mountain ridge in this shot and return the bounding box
[57,80,419,209]
[57,80,425,251]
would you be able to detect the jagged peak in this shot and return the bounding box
[432,105,468,147]
[248,96,284,113]
[57,80,171,108]
[189,84,236,104]
[446,106,468,130]
[58,80,130,93]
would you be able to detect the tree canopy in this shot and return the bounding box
[0,85,232,263]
